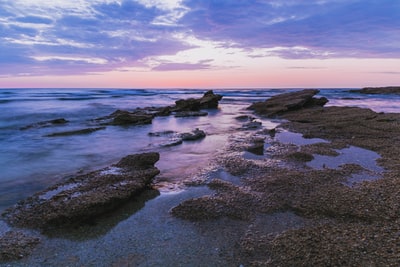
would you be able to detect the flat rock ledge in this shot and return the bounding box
[350,86,400,95]
[2,153,160,229]
[247,89,328,117]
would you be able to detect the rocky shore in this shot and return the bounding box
[172,89,400,266]
[2,89,400,265]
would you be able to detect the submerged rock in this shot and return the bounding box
[0,231,40,262]
[2,153,160,229]
[45,127,106,137]
[247,89,328,117]
[20,118,69,130]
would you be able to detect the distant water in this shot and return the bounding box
[1,88,400,212]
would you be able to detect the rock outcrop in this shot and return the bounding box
[350,86,400,95]
[247,89,328,117]
[173,90,223,112]
[2,153,160,229]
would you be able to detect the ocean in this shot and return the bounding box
[1,88,400,212]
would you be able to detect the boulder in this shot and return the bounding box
[180,128,206,141]
[2,153,160,229]
[247,89,328,117]
[174,90,222,112]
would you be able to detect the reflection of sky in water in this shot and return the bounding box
[276,131,328,146]
[307,146,383,172]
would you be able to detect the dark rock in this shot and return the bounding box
[246,139,265,155]
[174,90,222,112]
[350,86,400,95]
[180,128,206,141]
[2,153,160,229]
[286,151,314,162]
[0,231,40,262]
[148,130,176,137]
[111,110,154,125]
[242,120,262,130]
[20,118,69,130]
[247,89,328,117]
[45,127,106,137]
[174,111,208,117]
[235,115,255,121]
[159,138,183,147]
[199,90,223,109]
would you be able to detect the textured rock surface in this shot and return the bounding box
[0,231,40,262]
[247,89,328,117]
[2,153,160,229]
[350,86,400,94]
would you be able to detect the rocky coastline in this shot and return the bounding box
[2,89,400,265]
[171,89,400,266]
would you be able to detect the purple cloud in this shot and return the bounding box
[1,0,399,78]
[181,0,400,58]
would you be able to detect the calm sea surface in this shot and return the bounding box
[1,88,400,266]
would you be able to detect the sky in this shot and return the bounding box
[0,0,400,88]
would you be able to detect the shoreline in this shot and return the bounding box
[2,89,400,265]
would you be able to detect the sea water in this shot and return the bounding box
[1,88,400,212]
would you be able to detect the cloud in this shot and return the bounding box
[181,0,400,58]
[0,0,191,76]
[1,0,400,78]
[152,59,213,71]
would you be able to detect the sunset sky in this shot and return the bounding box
[1,0,400,88]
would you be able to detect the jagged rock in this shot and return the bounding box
[2,153,160,229]
[0,231,40,262]
[247,89,328,117]
[180,128,206,141]
[45,127,106,137]
[199,90,223,109]
[350,86,400,95]
[20,118,69,130]
[174,90,222,112]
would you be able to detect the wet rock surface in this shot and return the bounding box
[0,231,40,262]
[2,153,160,229]
[247,89,328,117]
[170,90,400,266]
[45,127,106,137]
